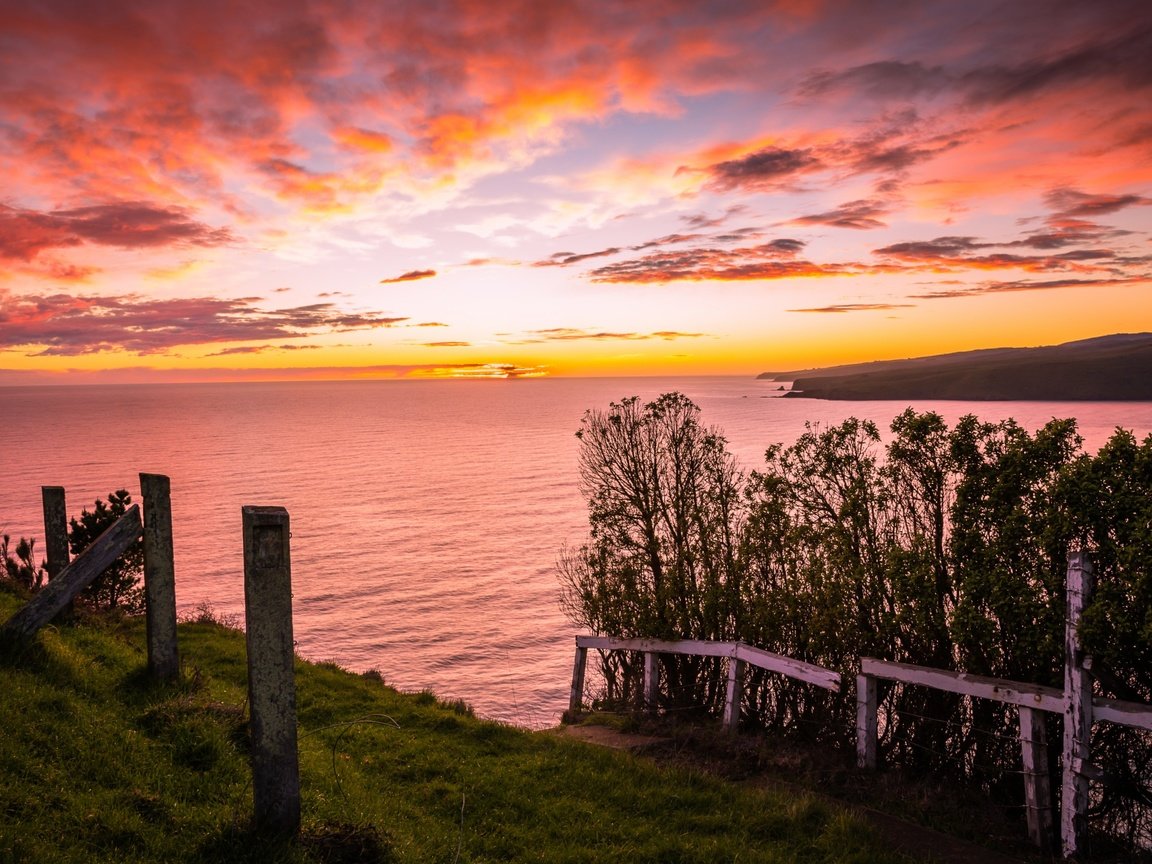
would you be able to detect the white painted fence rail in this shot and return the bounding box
[856,552,1152,857]
[569,636,840,733]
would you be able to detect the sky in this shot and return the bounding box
[1,0,1151,383]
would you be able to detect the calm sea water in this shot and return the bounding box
[3,377,1152,727]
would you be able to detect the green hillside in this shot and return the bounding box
[0,587,910,864]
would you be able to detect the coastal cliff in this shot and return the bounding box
[761,333,1152,401]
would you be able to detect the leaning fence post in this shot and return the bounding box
[140,474,179,682]
[1019,706,1054,852]
[1061,551,1094,859]
[569,641,588,715]
[856,672,878,769]
[242,506,300,835]
[723,657,745,734]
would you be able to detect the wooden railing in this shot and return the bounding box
[855,552,1152,857]
[569,636,840,733]
[573,554,1152,857]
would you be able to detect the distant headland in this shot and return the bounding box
[759,333,1152,401]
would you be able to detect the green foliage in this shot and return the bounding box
[558,393,744,712]
[562,394,1152,850]
[2,534,47,592]
[69,489,145,614]
[0,591,907,863]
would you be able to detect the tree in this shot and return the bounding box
[559,393,744,712]
[68,489,144,613]
[1,534,46,592]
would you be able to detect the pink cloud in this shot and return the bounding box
[0,290,407,355]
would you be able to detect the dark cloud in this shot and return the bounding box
[420,341,470,347]
[791,199,890,230]
[1044,187,1152,218]
[0,201,235,261]
[1013,218,1124,249]
[909,276,1148,299]
[0,290,408,355]
[680,206,748,229]
[706,147,821,191]
[873,236,992,260]
[588,241,850,284]
[536,228,779,268]
[413,321,448,327]
[799,60,951,101]
[799,24,1152,107]
[534,247,621,267]
[506,328,705,344]
[380,268,437,283]
[789,303,914,313]
[961,24,1152,106]
[631,233,704,250]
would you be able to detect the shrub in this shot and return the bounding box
[69,489,145,613]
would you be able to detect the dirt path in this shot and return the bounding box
[551,724,1033,864]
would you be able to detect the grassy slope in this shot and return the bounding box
[0,588,914,864]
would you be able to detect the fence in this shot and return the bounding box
[569,636,840,732]
[573,552,1152,858]
[1,479,302,835]
[857,552,1152,857]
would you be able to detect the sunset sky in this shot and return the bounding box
[2,0,1151,382]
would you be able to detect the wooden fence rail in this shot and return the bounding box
[570,636,840,733]
[856,552,1152,856]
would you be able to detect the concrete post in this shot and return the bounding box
[40,486,70,581]
[242,505,300,835]
[140,473,179,681]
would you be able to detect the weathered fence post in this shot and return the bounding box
[1061,551,1094,859]
[643,651,659,712]
[856,672,878,769]
[569,641,588,715]
[1019,706,1053,852]
[41,486,70,580]
[242,506,300,835]
[140,474,179,682]
[723,657,745,734]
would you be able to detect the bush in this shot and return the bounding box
[561,394,1151,849]
[2,534,46,592]
[69,489,145,614]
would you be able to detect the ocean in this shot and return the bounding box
[3,377,1151,727]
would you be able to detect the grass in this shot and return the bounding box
[0,587,917,864]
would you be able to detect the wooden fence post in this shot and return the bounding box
[723,658,745,733]
[2,507,142,639]
[242,506,300,835]
[856,672,878,769]
[1019,706,1053,852]
[1061,551,1094,859]
[569,642,587,715]
[140,474,179,682]
[643,651,659,712]
[41,486,70,580]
